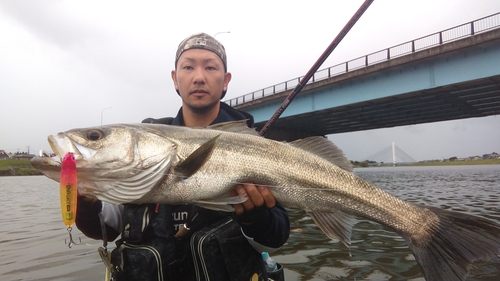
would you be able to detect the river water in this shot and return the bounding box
[0,165,499,280]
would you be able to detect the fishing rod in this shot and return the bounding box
[175,1,374,239]
[259,0,374,136]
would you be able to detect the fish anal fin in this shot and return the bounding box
[290,137,353,172]
[194,203,235,212]
[193,195,248,212]
[308,210,357,247]
[175,135,220,177]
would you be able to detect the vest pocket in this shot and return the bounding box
[191,218,269,281]
[112,241,166,281]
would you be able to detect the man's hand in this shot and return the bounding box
[230,183,276,215]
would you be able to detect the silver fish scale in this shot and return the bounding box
[143,126,436,242]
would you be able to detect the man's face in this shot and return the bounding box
[172,49,231,113]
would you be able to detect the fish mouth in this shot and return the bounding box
[48,134,96,160]
[31,133,113,201]
[30,154,61,182]
[31,134,97,186]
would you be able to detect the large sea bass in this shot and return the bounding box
[31,121,500,281]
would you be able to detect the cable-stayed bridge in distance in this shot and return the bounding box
[363,142,417,166]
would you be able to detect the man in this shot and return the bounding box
[76,32,290,281]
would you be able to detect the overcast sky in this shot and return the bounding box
[1,0,499,162]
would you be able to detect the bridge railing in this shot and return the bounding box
[226,12,500,107]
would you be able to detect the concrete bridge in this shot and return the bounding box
[227,13,500,141]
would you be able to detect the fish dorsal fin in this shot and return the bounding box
[308,210,358,247]
[175,135,220,177]
[290,137,353,172]
[207,120,260,135]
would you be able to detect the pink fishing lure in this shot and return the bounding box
[60,152,77,227]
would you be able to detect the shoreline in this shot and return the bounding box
[0,159,42,176]
[410,159,500,166]
[1,158,499,176]
[352,159,499,168]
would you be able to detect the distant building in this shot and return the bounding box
[11,152,36,159]
[0,150,9,160]
[483,152,499,159]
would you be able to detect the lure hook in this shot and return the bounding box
[65,226,81,248]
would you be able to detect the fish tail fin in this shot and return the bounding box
[404,206,500,281]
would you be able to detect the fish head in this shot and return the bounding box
[31,124,177,204]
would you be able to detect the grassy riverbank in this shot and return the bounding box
[0,159,42,176]
[351,158,500,168]
[410,159,500,166]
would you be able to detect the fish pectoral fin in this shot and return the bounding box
[194,195,248,212]
[308,210,358,247]
[174,134,221,177]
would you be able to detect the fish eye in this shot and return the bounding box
[87,129,104,141]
